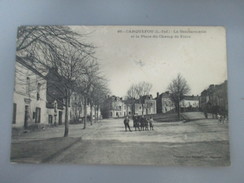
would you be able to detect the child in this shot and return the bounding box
[149,116,154,130]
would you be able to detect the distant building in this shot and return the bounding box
[156,91,175,114]
[134,95,157,116]
[69,92,84,123]
[200,80,228,114]
[180,95,199,111]
[101,94,156,118]
[101,95,132,118]
[12,60,47,128]
[69,92,101,123]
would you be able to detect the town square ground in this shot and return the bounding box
[11,112,230,166]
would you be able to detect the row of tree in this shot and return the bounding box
[16,26,110,137]
[125,74,190,119]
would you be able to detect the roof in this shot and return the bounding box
[183,95,199,101]
[16,56,46,79]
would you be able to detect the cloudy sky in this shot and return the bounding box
[73,26,227,98]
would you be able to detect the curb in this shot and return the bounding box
[41,137,82,163]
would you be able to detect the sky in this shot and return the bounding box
[73,26,227,98]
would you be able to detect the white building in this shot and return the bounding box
[134,95,157,116]
[180,95,199,111]
[12,61,48,128]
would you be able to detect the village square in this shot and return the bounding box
[11,26,229,166]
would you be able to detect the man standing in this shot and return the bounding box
[149,116,154,130]
[124,116,132,132]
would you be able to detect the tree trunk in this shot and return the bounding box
[126,104,128,117]
[94,105,97,123]
[177,102,180,120]
[83,97,87,129]
[64,97,69,137]
[142,104,144,116]
[90,104,93,125]
[97,105,99,121]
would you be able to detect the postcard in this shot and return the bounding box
[11,26,229,166]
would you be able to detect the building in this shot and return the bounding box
[101,95,156,118]
[45,68,69,125]
[180,95,199,111]
[12,60,48,128]
[156,91,175,114]
[134,95,157,116]
[101,95,132,118]
[69,92,84,123]
[199,80,228,115]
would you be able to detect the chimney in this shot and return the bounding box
[157,92,159,98]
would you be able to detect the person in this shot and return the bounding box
[149,116,154,130]
[134,116,140,131]
[132,115,136,128]
[140,116,144,131]
[144,117,149,131]
[124,116,132,132]
[204,111,208,119]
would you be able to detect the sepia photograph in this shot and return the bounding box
[11,26,229,166]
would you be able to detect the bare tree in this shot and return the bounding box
[75,59,105,129]
[45,47,94,137]
[16,26,96,137]
[167,74,190,119]
[126,81,152,115]
[90,78,110,122]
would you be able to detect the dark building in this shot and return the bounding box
[45,68,68,125]
[156,91,175,114]
[200,80,228,116]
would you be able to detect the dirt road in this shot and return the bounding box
[48,112,230,166]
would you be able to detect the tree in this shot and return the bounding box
[90,78,110,122]
[16,26,96,137]
[75,59,109,129]
[126,81,152,115]
[167,74,190,119]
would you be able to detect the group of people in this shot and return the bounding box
[123,115,154,132]
[203,111,227,124]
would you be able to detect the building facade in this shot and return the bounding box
[101,95,156,118]
[156,91,175,114]
[199,80,228,115]
[101,96,132,118]
[180,95,199,112]
[134,95,157,116]
[12,61,48,128]
[45,68,68,125]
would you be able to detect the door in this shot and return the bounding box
[58,111,62,125]
[48,115,53,124]
[35,107,41,123]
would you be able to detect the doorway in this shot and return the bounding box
[35,107,41,123]
[58,111,63,125]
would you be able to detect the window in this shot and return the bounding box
[37,83,41,100]
[26,77,30,95]
[33,112,36,119]
[48,115,53,124]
